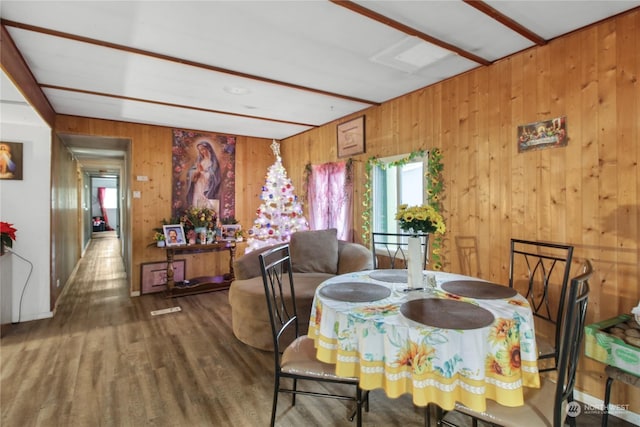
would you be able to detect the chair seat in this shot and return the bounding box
[281,336,359,382]
[450,378,566,427]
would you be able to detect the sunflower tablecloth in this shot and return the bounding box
[308,270,540,412]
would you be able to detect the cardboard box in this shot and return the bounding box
[584,314,640,376]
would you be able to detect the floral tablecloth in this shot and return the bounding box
[308,270,540,412]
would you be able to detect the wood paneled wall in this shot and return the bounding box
[54,116,274,292]
[282,10,639,408]
[50,133,81,308]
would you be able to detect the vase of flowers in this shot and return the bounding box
[154,232,166,247]
[395,204,445,235]
[395,204,445,289]
[181,207,217,244]
[0,221,17,256]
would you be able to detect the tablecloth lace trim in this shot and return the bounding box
[319,340,337,351]
[337,354,359,363]
[356,368,486,395]
[335,354,527,393]
[521,365,538,374]
[358,367,526,395]
[485,376,523,390]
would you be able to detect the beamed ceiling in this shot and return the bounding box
[2,1,639,157]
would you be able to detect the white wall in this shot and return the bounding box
[0,123,52,323]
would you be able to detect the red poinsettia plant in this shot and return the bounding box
[1,221,17,255]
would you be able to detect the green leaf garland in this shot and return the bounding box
[363,149,445,270]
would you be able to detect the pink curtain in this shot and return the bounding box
[97,187,112,231]
[308,161,353,241]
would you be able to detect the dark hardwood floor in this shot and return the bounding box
[0,233,634,426]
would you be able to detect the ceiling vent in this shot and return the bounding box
[370,36,451,73]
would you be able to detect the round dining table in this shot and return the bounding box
[307,269,541,413]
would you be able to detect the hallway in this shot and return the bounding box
[0,234,633,426]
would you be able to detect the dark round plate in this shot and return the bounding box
[441,280,518,299]
[369,269,408,283]
[319,282,392,302]
[400,298,495,330]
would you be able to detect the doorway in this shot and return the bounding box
[90,175,119,235]
[61,133,132,293]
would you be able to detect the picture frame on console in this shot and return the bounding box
[163,224,186,246]
[221,224,241,241]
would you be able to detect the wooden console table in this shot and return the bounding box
[164,241,236,298]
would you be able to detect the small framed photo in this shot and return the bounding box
[221,224,241,241]
[140,260,186,294]
[337,116,365,158]
[163,224,186,246]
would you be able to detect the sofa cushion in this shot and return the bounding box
[290,228,339,274]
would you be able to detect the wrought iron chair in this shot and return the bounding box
[509,239,574,372]
[259,244,367,427]
[371,232,429,270]
[442,259,592,427]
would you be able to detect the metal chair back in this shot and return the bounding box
[259,244,366,427]
[509,239,574,371]
[553,259,592,426]
[371,232,429,270]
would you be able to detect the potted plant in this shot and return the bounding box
[154,232,166,247]
[0,221,17,256]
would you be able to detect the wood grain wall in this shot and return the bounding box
[281,10,639,409]
[50,133,81,308]
[54,116,273,293]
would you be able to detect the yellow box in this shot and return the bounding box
[584,314,640,376]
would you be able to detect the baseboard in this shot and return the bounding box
[574,389,640,425]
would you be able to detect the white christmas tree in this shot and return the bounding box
[245,140,308,253]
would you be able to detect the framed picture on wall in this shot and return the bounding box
[171,130,236,221]
[337,116,365,158]
[141,260,186,294]
[163,224,186,246]
[517,116,568,153]
[0,141,23,180]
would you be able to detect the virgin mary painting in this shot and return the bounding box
[171,130,236,220]
[186,140,221,212]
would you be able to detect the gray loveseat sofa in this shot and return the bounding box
[228,228,373,351]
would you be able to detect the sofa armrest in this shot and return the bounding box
[337,242,373,275]
[232,244,279,280]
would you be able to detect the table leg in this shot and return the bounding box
[228,243,236,280]
[166,248,175,291]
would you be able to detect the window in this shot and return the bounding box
[103,188,118,209]
[372,153,426,233]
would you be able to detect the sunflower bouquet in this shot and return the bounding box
[395,204,445,235]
